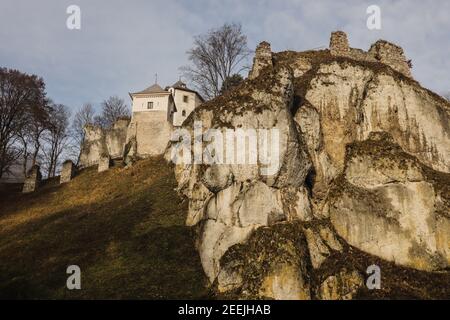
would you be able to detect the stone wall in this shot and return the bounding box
[329,31,350,56]
[126,111,174,157]
[248,41,273,80]
[79,118,130,168]
[79,112,175,168]
[249,32,413,81]
[22,165,41,193]
[60,160,76,184]
[98,156,110,172]
[329,31,412,78]
[368,40,412,77]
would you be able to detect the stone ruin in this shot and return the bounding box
[79,112,174,172]
[79,117,130,169]
[329,31,350,56]
[22,165,42,193]
[248,41,273,80]
[249,31,413,80]
[98,155,110,173]
[60,160,76,184]
[368,40,412,77]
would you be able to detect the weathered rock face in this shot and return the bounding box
[302,62,450,175]
[218,223,312,299]
[169,66,312,286]
[327,133,450,271]
[170,32,450,299]
[316,269,364,300]
[79,118,130,168]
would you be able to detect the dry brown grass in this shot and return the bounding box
[0,156,209,299]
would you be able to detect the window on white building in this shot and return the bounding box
[182,110,186,117]
[147,101,153,109]
[183,95,188,103]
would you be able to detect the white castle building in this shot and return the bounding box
[79,80,203,168]
[129,80,204,127]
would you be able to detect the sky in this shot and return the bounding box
[1,0,449,114]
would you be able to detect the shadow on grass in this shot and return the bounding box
[0,160,209,299]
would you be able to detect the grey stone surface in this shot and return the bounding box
[22,165,41,193]
[98,156,110,172]
[60,160,76,184]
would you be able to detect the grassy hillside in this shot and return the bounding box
[0,157,209,299]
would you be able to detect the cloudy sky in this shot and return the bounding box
[1,0,449,113]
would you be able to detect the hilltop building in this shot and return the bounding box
[79,80,203,168]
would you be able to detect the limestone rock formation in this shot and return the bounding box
[168,31,450,299]
[79,118,130,168]
[327,132,450,271]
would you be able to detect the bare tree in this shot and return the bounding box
[95,96,130,128]
[72,103,95,164]
[42,104,72,178]
[17,102,52,176]
[0,68,46,178]
[181,23,250,100]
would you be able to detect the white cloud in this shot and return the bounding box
[0,0,448,111]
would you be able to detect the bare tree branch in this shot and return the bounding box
[95,96,130,128]
[72,103,95,165]
[181,23,250,100]
[0,68,46,178]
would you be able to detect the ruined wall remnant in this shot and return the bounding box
[330,31,350,56]
[79,117,130,168]
[126,112,174,158]
[106,118,130,158]
[328,31,413,78]
[248,41,273,79]
[79,113,175,169]
[22,165,42,193]
[98,155,110,172]
[60,160,76,184]
[368,40,412,78]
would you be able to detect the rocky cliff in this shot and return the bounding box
[167,32,450,299]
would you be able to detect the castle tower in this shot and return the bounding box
[330,31,350,56]
[248,41,273,80]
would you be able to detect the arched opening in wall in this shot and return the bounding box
[182,110,186,117]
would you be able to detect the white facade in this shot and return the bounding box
[130,94,175,122]
[123,81,203,157]
[171,88,204,126]
[129,81,203,127]
[79,80,204,167]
